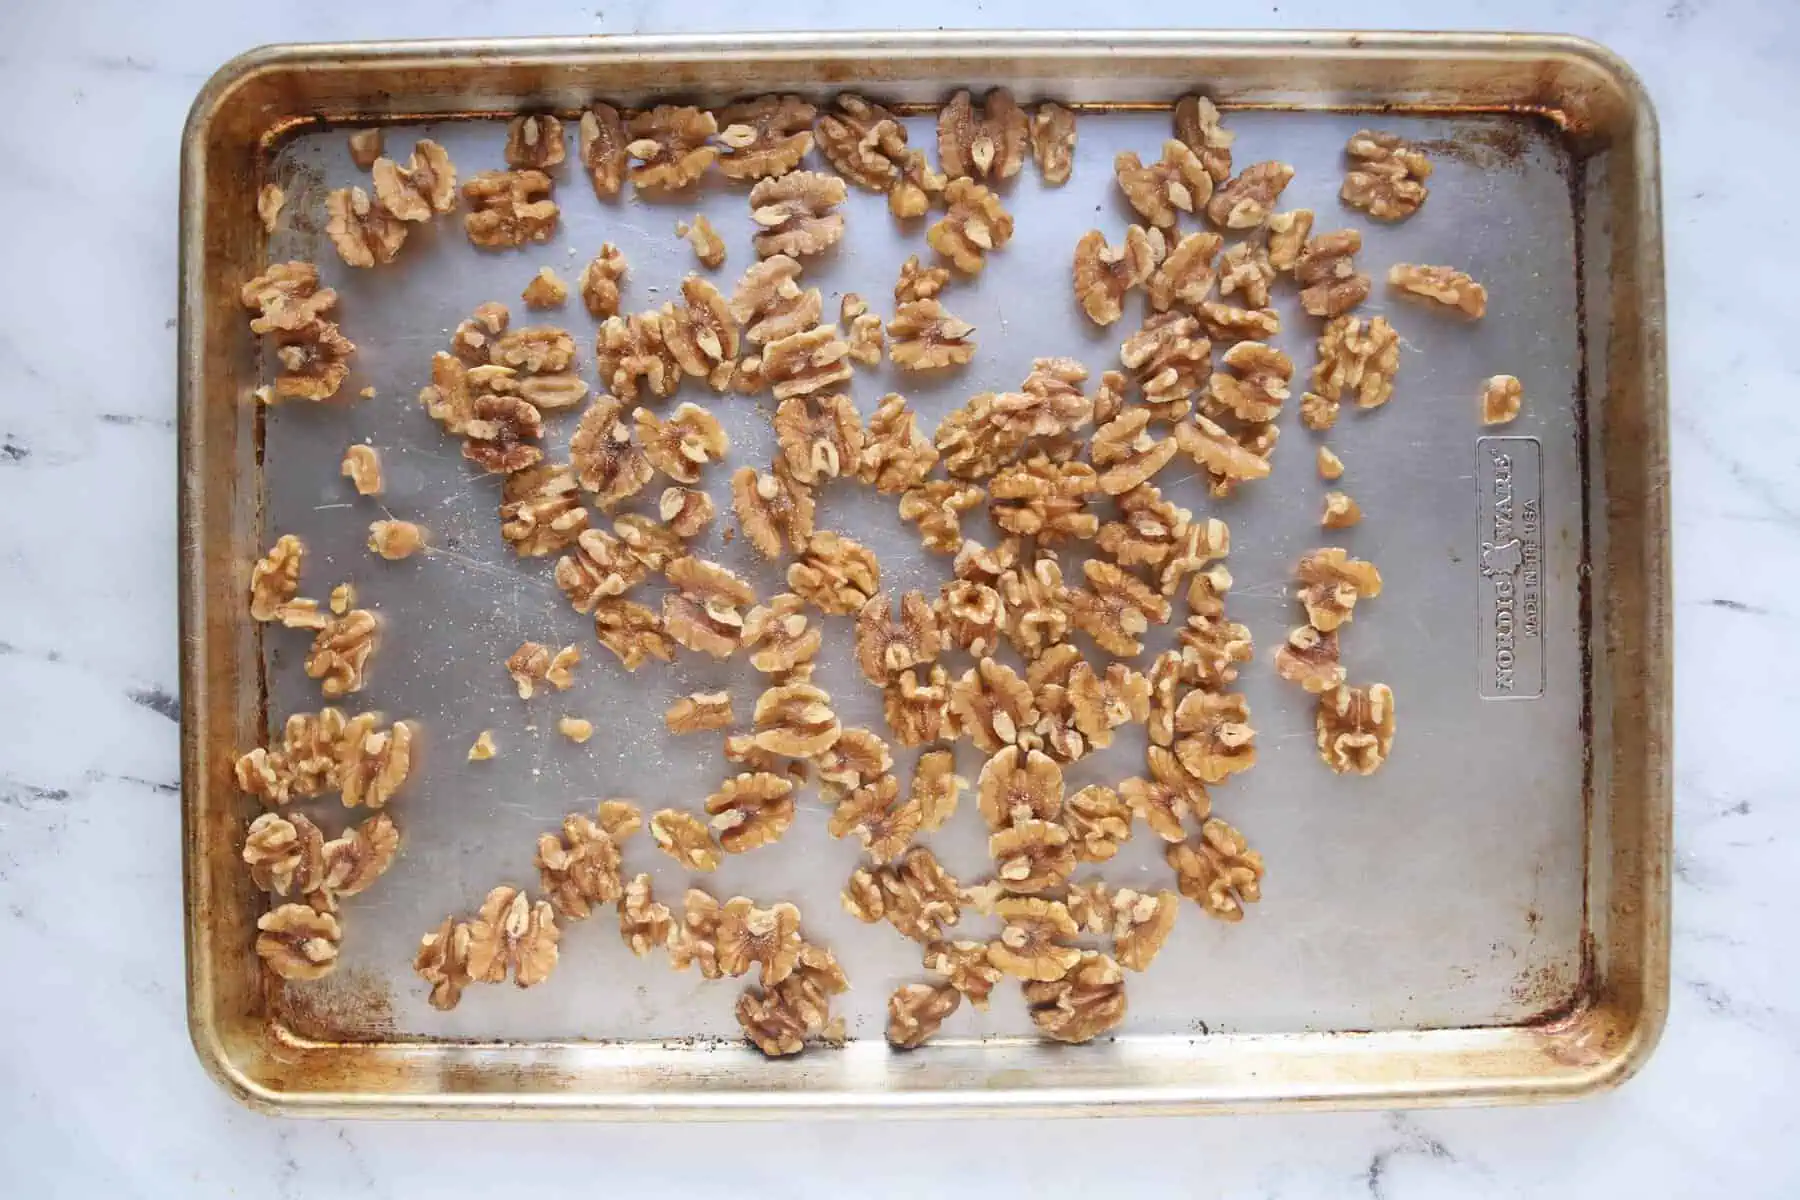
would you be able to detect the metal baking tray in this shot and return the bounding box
[178,31,1669,1117]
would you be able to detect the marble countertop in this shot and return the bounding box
[2,0,1792,1195]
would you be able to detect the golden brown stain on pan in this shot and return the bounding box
[275,967,397,1043]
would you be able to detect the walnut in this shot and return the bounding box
[648,489,711,542]
[626,105,718,191]
[371,139,458,221]
[617,874,674,957]
[938,88,1029,181]
[1030,102,1077,185]
[729,254,823,346]
[1168,818,1263,921]
[668,889,726,977]
[1176,583,1253,689]
[304,609,377,698]
[752,680,841,757]
[632,403,726,486]
[367,519,426,560]
[842,310,884,367]
[1309,448,1345,486]
[462,170,559,248]
[1343,130,1431,220]
[931,395,1016,480]
[716,94,815,181]
[1388,262,1487,318]
[240,261,338,335]
[736,940,848,1055]
[315,811,400,908]
[715,897,804,983]
[565,396,650,510]
[816,94,907,189]
[1293,229,1371,318]
[1206,160,1294,230]
[940,658,1033,755]
[1064,877,1113,933]
[1173,414,1272,495]
[248,534,304,622]
[495,464,588,557]
[466,729,500,762]
[1199,300,1281,343]
[997,550,1072,660]
[1271,624,1343,694]
[858,393,938,491]
[1069,559,1169,657]
[325,186,407,267]
[989,455,1098,543]
[759,323,854,402]
[558,717,594,743]
[1208,340,1293,424]
[749,170,847,258]
[1121,745,1209,842]
[499,114,563,171]
[1145,230,1222,313]
[465,886,561,987]
[1172,690,1257,784]
[1024,950,1127,1042]
[990,819,1076,895]
[1295,547,1383,631]
[1218,240,1276,308]
[412,916,475,1010]
[1096,483,1190,571]
[650,809,723,872]
[887,299,977,371]
[663,691,733,736]
[1064,224,1156,328]
[1173,94,1234,182]
[1318,490,1361,530]
[461,390,545,474]
[328,584,353,616]
[976,744,1064,831]
[1121,312,1210,417]
[256,904,341,981]
[773,392,864,485]
[1089,408,1177,496]
[1266,208,1314,271]
[554,528,641,611]
[338,714,416,810]
[829,776,922,864]
[883,664,953,747]
[1318,683,1397,775]
[242,812,325,897]
[663,555,755,659]
[577,244,628,319]
[269,319,356,401]
[1069,660,1150,748]
[520,267,568,310]
[620,512,688,570]
[924,939,1001,1009]
[928,177,1013,274]
[855,591,942,684]
[1482,374,1523,425]
[659,275,741,390]
[334,444,383,497]
[732,465,815,558]
[987,897,1081,982]
[1115,140,1213,229]
[741,592,821,676]
[1110,888,1179,971]
[535,810,625,920]
[1063,784,1132,863]
[348,128,383,168]
[706,773,797,854]
[845,846,963,942]
[578,104,629,197]
[911,750,965,834]
[934,581,1001,659]
[591,597,675,670]
[1306,314,1400,427]
[788,531,879,615]
[813,726,893,798]
[885,983,961,1049]
[505,641,579,699]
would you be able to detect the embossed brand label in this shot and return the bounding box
[1477,437,1544,700]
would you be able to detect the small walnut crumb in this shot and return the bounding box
[749,170,847,259]
[1121,312,1211,418]
[578,104,629,197]
[713,93,815,181]
[324,186,407,268]
[855,591,943,685]
[1321,490,1362,529]
[304,609,379,698]
[1387,263,1487,320]
[1482,374,1523,425]
[256,904,342,981]
[1063,784,1133,863]
[1030,102,1077,185]
[348,129,384,169]
[976,744,1064,831]
[1069,558,1170,657]
[1208,340,1293,423]
[371,140,459,222]
[989,454,1099,543]
[674,214,726,269]
[367,519,426,560]
[706,773,798,855]
[1173,94,1234,182]
[465,886,561,987]
[578,244,628,319]
[1343,130,1432,220]
[1207,160,1294,230]
[1318,683,1397,774]
[1295,547,1383,631]
[627,105,719,191]
[1293,229,1371,318]
[1266,209,1315,271]
[1317,446,1345,480]
[752,680,841,758]
[883,664,953,747]
[1115,140,1213,229]
[1072,227,1157,326]
[651,809,723,872]
[928,178,1014,274]
[987,897,1081,982]
[1147,231,1223,313]
[1218,240,1277,308]
[521,267,568,309]
[557,716,594,743]
[1275,624,1346,694]
[732,465,816,558]
[339,444,383,495]
[938,88,1029,181]
[887,983,961,1049]
[1167,818,1263,921]
[468,730,497,761]
[667,690,735,735]
[462,170,559,248]
[248,534,304,622]
[505,114,566,170]
[257,183,284,233]
[888,299,977,371]
[788,531,880,615]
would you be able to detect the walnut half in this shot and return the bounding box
[1317,683,1396,775]
[1072,227,1156,326]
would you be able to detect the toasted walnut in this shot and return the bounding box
[938,88,1029,181]
[243,812,325,897]
[928,177,1013,274]
[1115,140,1213,229]
[1292,229,1371,318]
[578,104,628,197]
[241,708,343,804]
[1173,414,1272,496]
[1062,784,1133,863]
[1304,314,1400,429]
[990,819,1076,895]
[889,145,949,219]
[976,744,1064,832]
[325,186,407,267]
[1262,207,1313,271]
[1320,490,1362,530]
[1067,225,1155,327]
[987,897,1081,982]
[591,597,675,670]
[902,750,962,835]
[1343,130,1431,220]
[1064,877,1113,933]
[520,266,568,310]
[367,519,426,560]
[1388,261,1487,318]
[347,128,383,168]
[1121,312,1210,417]
[626,105,718,191]
[930,395,1015,481]
[1483,374,1523,425]
[1295,547,1383,631]
[1314,447,1346,483]
[335,444,383,497]
[256,904,341,981]
[1216,241,1274,308]
[466,729,500,762]
[1088,408,1175,496]
[412,916,474,1010]
[632,403,726,486]
[1069,559,1169,657]
[713,897,804,984]
[813,727,894,800]
[1175,583,1252,691]
[735,939,848,1056]
[752,681,841,758]
[729,254,823,347]
[855,394,937,492]
[770,392,862,485]
[1029,102,1077,185]
[268,318,356,401]
[363,142,455,228]
[1208,341,1293,423]
[554,528,641,611]
[608,874,671,958]
[1069,660,1150,749]
[534,811,625,920]
[465,886,561,987]
[883,664,953,747]
[839,311,884,368]
[650,809,724,873]
[740,592,821,678]
[1121,745,1209,843]
[732,465,816,558]
[497,464,588,557]
[621,511,689,571]
[313,811,400,909]
[555,717,592,743]
[987,360,1094,452]
[890,481,978,556]
[337,715,415,811]
[885,300,977,374]
[1172,690,1257,784]
[463,170,558,248]
[715,94,815,181]
[944,658,1035,755]
[1096,483,1190,572]
[663,555,755,660]
[749,170,847,259]
[1199,300,1281,343]
[923,939,1001,1010]
[240,260,338,335]
[1107,888,1179,972]
[248,534,304,622]
[1206,160,1294,230]
[855,591,942,685]
[705,773,798,855]
[1273,624,1345,694]
[668,889,726,977]
[1318,683,1397,775]
[664,691,733,736]
[829,775,922,864]
[1168,818,1263,921]
[996,551,1071,660]
[815,93,906,189]
[565,395,651,510]
[459,389,544,474]
[989,455,1099,543]
[759,323,854,403]
[932,579,997,660]
[788,531,879,615]
[1173,94,1234,181]
[505,641,580,699]
[884,982,960,1050]
[570,244,627,320]
[1145,230,1222,314]
[501,114,563,171]
[1024,950,1127,1042]
[303,609,377,699]
[848,846,963,942]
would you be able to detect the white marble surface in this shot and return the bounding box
[0,0,1793,1195]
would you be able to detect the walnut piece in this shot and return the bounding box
[1208,340,1293,424]
[816,94,907,190]
[669,889,726,978]
[1090,408,1177,496]
[499,464,590,557]
[1294,230,1371,318]
[1063,784,1133,863]
[1483,374,1524,425]
[997,548,1072,660]
[1200,300,1282,343]
[462,170,559,248]
[1109,887,1179,971]
[505,641,580,699]
[1321,490,1362,529]
[1389,262,1487,317]
[887,299,977,372]
[521,267,568,310]
[348,128,383,169]
[1267,209,1314,271]
[828,776,922,864]
[315,812,400,908]
[741,592,822,677]
[465,886,561,987]
[248,534,304,622]
[637,403,729,486]
[591,597,676,670]
[1174,414,1273,496]
[990,818,1075,895]
[578,104,629,198]
[752,680,841,758]
[928,178,1013,274]
[1069,660,1150,750]
[663,555,755,659]
[1024,950,1127,1043]
[650,809,724,872]
[325,186,407,268]
[813,726,894,799]
[1303,314,1400,428]
[536,809,625,920]
[1317,446,1345,480]
[749,170,847,259]
[788,531,879,615]
[413,918,474,1010]
[773,393,863,485]
[337,444,383,496]
[554,528,642,611]
[1343,130,1432,221]
[367,519,425,560]
[1275,625,1346,694]
[706,773,797,854]
[1070,558,1170,657]
[1121,312,1211,418]
[1318,683,1397,774]
[505,114,565,170]
[858,394,938,492]
[735,940,848,1056]
[1206,160,1294,230]
[1295,547,1383,631]
[1030,103,1076,185]
[987,897,1081,982]
[715,897,804,984]
[1147,230,1222,313]
[1173,94,1234,182]
[371,140,458,223]
[241,260,338,336]
[1122,744,1209,841]
[855,591,942,685]
[1167,818,1263,921]
[627,105,718,191]
[1218,240,1277,308]
[844,847,963,943]
[976,744,1063,831]
[666,691,735,735]
[466,730,497,761]
[338,715,416,810]
[730,254,823,346]
[989,455,1098,543]
[1115,140,1213,229]
[716,94,815,181]
[938,88,1029,181]
[759,323,854,403]
[893,254,949,305]
[732,465,815,558]
[243,812,325,898]
[1072,227,1156,326]
[883,664,953,747]
[256,183,284,233]
[558,716,593,743]
[256,904,341,981]
[912,750,965,834]
[669,215,726,271]
[1172,690,1257,784]
[618,874,674,957]
[578,244,628,319]
[887,983,961,1049]
[304,609,378,698]
[924,939,1001,1009]
[951,658,1038,755]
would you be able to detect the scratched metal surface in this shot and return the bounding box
[258,106,1585,1045]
